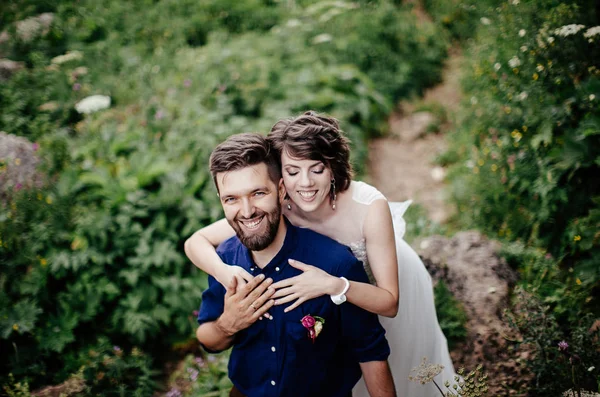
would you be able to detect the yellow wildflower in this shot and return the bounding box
[522,125,528,132]
[473,167,479,174]
[478,159,485,166]
[46,196,53,205]
[491,164,498,172]
[40,258,48,267]
[15,158,21,166]
[574,235,581,242]
[576,278,582,285]
[13,324,19,331]
[533,73,539,81]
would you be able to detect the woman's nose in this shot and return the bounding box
[299,171,313,187]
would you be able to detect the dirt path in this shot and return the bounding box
[367,48,463,224]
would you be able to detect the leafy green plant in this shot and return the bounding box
[434,281,468,349]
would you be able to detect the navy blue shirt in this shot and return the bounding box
[197,220,390,397]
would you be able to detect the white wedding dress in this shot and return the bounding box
[339,182,456,396]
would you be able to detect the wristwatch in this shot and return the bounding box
[330,277,350,305]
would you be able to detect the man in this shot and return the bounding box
[196,133,396,397]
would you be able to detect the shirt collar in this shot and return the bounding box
[242,216,297,274]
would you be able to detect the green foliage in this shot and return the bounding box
[447,0,600,316]
[422,0,502,41]
[0,0,449,392]
[166,353,231,397]
[434,281,468,349]
[506,288,600,396]
[444,1,599,392]
[2,340,155,397]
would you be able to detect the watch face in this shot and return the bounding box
[340,295,347,303]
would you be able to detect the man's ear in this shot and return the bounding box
[278,178,286,203]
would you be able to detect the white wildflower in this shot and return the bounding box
[516,91,528,101]
[51,51,83,65]
[519,29,526,37]
[470,96,479,105]
[547,36,555,44]
[588,366,596,372]
[286,19,301,28]
[584,26,600,42]
[563,389,600,397]
[510,0,520,4]
[554,24,585,37]
[494,63,502,71]
[311,33,333,44]
[75,95,111,114]
[520,45,528,52]
[480,17,491,25]
[590,94,596,101]
[508,56,521,68]
[409,358,445,385]
[536,64,545,72]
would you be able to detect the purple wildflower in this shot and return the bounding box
[15,183,23,191]
[192,310,199,317]
[189,369,199,382]
[155,110,165,120]
[207,355,217,363]
[166,388,182,397]
[558,341,569,352]
[73,83,81,91]
[194,356,205,367]
[184,79,192,87]
[32,143,39,151]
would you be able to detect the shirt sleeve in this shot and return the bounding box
[197,275,226,326]
[338,258,391,363]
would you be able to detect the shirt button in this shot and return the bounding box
[271,381,276,386]
[271,346,276,352]
[275,267,280,271]
[250,267,255,272]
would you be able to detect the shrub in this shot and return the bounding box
[1,0,449,391]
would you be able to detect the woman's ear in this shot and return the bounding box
[278,178,286,203]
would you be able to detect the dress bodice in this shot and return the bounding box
[347,238,376,284]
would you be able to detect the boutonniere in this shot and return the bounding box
[300,315,325,343]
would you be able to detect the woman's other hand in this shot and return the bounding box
[216,265,253,288]
[271,259,345,312]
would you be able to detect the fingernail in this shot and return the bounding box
[288,259,294,264]
[258,274,265,280]
[266,278,273,284]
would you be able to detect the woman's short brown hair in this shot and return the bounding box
[267,111,353,192]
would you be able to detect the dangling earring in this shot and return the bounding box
[330,178,337,210]
[284,193,292,210]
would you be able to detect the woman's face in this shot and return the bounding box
[280,150,332,213]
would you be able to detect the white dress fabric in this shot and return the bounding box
[347,182,456,397]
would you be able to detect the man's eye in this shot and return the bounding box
[223,197,236,204]
[254,191,266,197]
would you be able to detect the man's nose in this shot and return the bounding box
[240,198,255,218]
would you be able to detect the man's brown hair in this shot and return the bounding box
[209,133,282,193]
[267,111,353,192]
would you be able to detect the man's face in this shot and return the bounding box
[216,163,284,251]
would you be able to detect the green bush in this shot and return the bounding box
[433,281,468,349]
[0,0,449,391]
[447,0,599,316]
[445,0,599,393]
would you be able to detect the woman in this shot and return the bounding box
[185,111,456,396]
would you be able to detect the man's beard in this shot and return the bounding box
[229,204,281,251]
